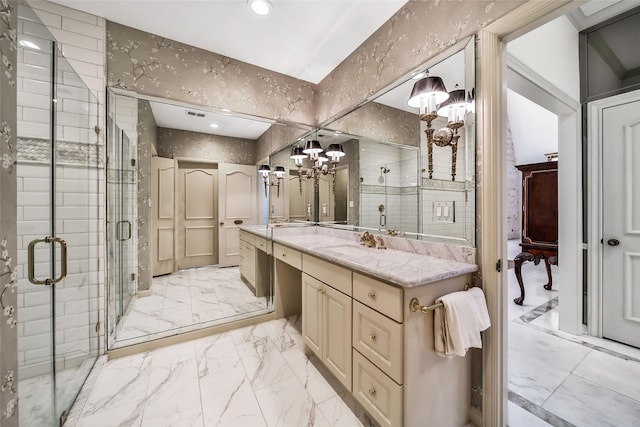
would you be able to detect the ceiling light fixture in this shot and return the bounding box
[209,123,219,128]
[248,0,272,16]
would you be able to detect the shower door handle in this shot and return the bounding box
[380,214,386,227]
[28,236,67,286]
[116,220,132,241]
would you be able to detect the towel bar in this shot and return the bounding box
[409,283,471,314]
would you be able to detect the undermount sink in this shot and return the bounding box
[324,244,379,258]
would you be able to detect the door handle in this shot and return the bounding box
[116,220,132,241]
[234,219,243,225]
[607,239,620,246]
[380,214,386,227]
[28,236,67,286]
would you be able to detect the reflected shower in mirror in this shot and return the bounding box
[107,89,309,348]
[315,37,476,245]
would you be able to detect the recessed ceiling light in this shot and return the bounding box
[19,40,40,50]
[221,108,231,112]
[412,72,426,80]
[209,123,219,128]
[249,0,272,16]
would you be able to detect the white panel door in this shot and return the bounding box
[602,92,640,348]
[178,162,218,269]
[152,157,176,276]
[289,175,310,221]
[218,163,257,267]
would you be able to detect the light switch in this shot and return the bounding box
[349,201,354,208]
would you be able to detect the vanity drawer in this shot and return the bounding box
[255,237,268,252]
[239,230,256,246]
[303,254,352,296]
[353,301,403,384]
[274,242,302,270]
[353,350,403,427]
[353,273,403,322]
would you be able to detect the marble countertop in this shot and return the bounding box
[272,234,477,288]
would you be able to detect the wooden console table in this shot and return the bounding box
[513,162,558,305]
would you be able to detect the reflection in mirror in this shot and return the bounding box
[106,89,308,349]
[316,37,476,246]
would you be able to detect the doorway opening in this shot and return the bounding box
[503,9,640,426]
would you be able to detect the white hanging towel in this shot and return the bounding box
[434,287,491,357]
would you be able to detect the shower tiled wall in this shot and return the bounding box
[15,1,106,376]
[359,141,419,232]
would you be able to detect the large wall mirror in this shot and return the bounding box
[269,37,476,246]
[106,88,310,348]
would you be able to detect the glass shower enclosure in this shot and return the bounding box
[16,5,100,426]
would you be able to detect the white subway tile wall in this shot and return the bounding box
[359,141,419,232]
[16,2,106,378]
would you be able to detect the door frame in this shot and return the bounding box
[476,1,574,425]
[587,89,640,338]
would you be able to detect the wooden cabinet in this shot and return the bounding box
[302,272,352,390]
[239,230,268,297]
[282,243,472,427]
[239,239,256,286]
[513,162,558,305]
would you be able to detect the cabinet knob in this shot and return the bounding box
[369,332,376,341]
[368,291,376,300]
[282,253,286,257]
[368,387,376,396]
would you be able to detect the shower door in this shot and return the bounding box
[17,5,100,426]
[106,123,138,346]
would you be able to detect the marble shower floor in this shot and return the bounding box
[115,266,269,346]
[70,316,372,427]
[506,240,640,427]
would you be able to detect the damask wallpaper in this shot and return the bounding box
[0,1,18,425]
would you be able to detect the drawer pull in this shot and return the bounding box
[369,332,376,341]
[368,387,376,396]
[368,291,376,300]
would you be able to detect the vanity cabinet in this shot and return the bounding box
[275,238,474,427]
[302,256,353,391]
[239,230,268,297]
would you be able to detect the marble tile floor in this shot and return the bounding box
[70,316,375,427]
[18,357,97,427]
[506,241,640,427]
[115,266,269,346]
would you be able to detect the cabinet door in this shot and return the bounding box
[323,285,352,391]
[302,273,323,356]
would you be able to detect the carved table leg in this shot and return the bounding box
[513,252,535,305]
[543,255,558,291]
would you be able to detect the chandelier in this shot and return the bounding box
[290,137,346,194]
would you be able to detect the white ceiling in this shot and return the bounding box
[149,101,273,139]
[50,0,408,84]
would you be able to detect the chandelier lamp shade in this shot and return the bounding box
[407,75,449,115]
[436,85,468,123]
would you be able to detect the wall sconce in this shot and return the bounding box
[290,138,345,194]
[258,164,285,197]
[408,74,449,180]
[432,85,468,181]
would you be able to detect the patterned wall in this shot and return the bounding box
[326,101,419,147]
[136,99,157,291]
[315,0,526,125]
[0,2,18,424]
[106,22,316,126]
[156,128,257,165]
